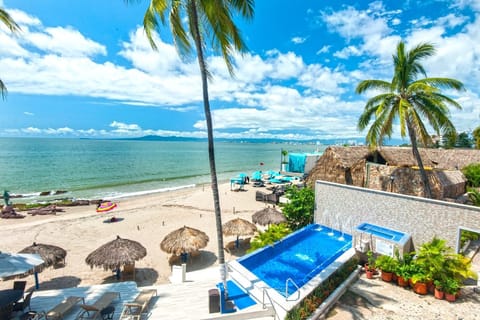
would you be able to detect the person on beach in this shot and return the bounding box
[3,190,10,206]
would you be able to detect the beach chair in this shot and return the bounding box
[119,289,157,320]
[76,292,120,320]
[37,296,84,320]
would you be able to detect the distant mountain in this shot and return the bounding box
[121,135,406,146]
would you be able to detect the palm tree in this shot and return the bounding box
[356,41,464,198]
[132,0,254,296]
[0,8,20,99]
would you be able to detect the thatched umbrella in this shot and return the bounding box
[161,226,209,262]
[222,218,257,248]
[85,235,147,271]
[252,206,286,226]
[19,242,67,270]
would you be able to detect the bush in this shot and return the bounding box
[462,163,480,187]
[247,223,292,252]
[281,185,314,231]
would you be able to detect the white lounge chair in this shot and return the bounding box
[119,289,157,320]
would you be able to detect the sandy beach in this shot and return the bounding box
[0,182,268,291]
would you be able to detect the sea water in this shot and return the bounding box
[0,138,322,202]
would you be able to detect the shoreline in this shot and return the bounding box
[0,182,270,290]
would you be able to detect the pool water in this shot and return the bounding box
[356,222,405,242]
[238,224,352,297]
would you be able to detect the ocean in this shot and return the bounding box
[0,138,324,203]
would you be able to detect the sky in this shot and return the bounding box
[1,0,480,142]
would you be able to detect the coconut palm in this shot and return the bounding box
[0,7,20,99]
[131,0,254,294]
[356,41,464,198]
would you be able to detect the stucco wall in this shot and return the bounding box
[314,180,480,251]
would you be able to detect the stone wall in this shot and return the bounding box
[314,180,480,250]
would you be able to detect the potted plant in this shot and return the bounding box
[364,250,376,279]
[443,277,461,302]
[375,254,398,282]
[410,264,429,295]
[433,279,445,300]
[394,249,415,287]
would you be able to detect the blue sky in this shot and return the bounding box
[1,0,479,141]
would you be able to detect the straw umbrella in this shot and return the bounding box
[85,235,146,278]
[19,242,67,270]
[252,206,286,226]
[161,226,209,263]
[222,218,257,248]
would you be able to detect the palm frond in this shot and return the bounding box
[355,79,391,94]
[0,8,20,33]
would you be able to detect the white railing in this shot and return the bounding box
[285,278,300,301]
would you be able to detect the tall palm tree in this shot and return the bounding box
[356,41,464,198]
[0,8,20,99]
[132,0,254,296]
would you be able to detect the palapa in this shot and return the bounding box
[19,242,67,270]
[85,235,146,270]
[222,218,257,237]
[252,206,286,226]
[160,226,209,256]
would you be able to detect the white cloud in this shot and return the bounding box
[23,111,34,116]
[291,36,307,44]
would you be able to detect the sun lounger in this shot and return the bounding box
[119,289,157,320]
[76,292,120,320]
[38,296,84,320]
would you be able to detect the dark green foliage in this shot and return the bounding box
[462,163,480,187]
[456,132,473,148]
[467,188,480,206]
[281,186,314,231]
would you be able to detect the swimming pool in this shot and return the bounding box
[237,224,352,297]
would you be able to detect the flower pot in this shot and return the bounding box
[434,288,444,300]
[366,269,375,279]
[445,292,456,302]
[397,276,409,287]
[413,282,428,295]
[381,271,393,282]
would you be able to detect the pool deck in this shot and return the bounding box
[25,267,274,320]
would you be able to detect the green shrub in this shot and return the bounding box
[281,185,314,231]
[247,223,292,253]
[462,163,480,187]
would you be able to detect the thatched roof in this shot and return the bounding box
[322,146,480,169]
[252,206,286,226]
[19,242,66,270]
[222,218,257,237]
[160,226,209,256]
[85,235,147,270]
[322,146,371,168]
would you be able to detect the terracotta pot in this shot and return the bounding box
[434,288,444,300]
[397,276,409,287]
[366,269,375,279]
[413,282,428,295]
[427,280,435,294]
[445,292,456,302]
[381,271,393,282]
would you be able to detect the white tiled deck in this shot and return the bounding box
[23,267,274,320]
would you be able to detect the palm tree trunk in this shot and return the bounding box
[407,120,433,198]
[188,0,228,298]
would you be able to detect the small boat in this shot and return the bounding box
[96,201,117,213]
